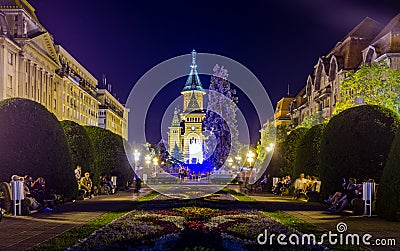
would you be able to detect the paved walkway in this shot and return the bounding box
[227,185,399,251]
[0,188,152,251]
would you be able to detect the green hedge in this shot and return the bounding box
[61,120,97,185]
[84,126,133,188]
[319,105,399,198]
[294,123,326,178]
[376,128,400,221]
[281,127,309,177]
[0,98,77,198]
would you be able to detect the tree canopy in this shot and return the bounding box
[0,98,77,198]
[334,63,400,115]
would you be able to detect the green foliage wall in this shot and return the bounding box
[61,120,97,184]
[281,127,309,177]
[320,105,399,197]
[376,128,400,221]
[0,98,77,198]
[294,123,326,178]
[84,126,133,187]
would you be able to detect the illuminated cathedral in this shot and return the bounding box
[168,50,206,164]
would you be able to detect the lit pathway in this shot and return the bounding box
[227,185,400,251]
[0,188,152,251]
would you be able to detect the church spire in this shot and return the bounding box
[182,49,205,93]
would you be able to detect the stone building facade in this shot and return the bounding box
[289,14,400,127]
[0,0,128,139]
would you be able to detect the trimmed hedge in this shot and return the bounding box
[84,126,133,188]
[282,127,309,177]
[0,98,77,198]
[320,105,399,198]
[294,123,326,178]
[376,128,400,221]
[61,120,97,185]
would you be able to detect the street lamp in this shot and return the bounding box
[145,155,151,169]
[246,150,255,168]
[266,143,274,153]
[133,149,141,168]
[153,157,158,174]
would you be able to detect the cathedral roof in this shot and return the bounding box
[182,49,206,93]
[187,91,200,110]
[0,0,40,24]
[370,13,400,45]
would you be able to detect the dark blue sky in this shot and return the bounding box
[29,0,400,144]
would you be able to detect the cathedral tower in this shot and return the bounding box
[168,50,206,164]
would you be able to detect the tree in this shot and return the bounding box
[320,105,400,198]
[256,120,276,164]
[376,128,400,221]
[281,127,309,177]
[203,64,239,168]
[334,63,400,115]
[171,143,183,161]
[84,126,133,188]
[0,98,77,198]
[294,123,326,178]
[61,120,97,183]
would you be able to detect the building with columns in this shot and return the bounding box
[168,50,206,164]
[288,13,400,127]
[0,0,128,139]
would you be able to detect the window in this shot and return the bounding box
[7,75,12,88]
[7,52,13,65]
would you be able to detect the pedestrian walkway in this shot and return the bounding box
[228,185,399,251]
[0,188,152,251]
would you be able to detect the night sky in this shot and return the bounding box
[29,0,400,144]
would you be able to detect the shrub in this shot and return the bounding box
[0,98,77,198]
[376,128,400,221]
[294,123,326,178]
[281,127,309,177]
[319,105,399,198]
[84,126,133,188]
[61,120,97,184]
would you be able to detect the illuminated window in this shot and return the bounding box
[7,52,13,65]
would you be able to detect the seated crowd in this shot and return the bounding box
[10,174,55,212]
[323,178,370,213]
[271,175,292,195]
[74,166,116,199]
[293,174,319,200]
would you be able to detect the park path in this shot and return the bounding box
[226,185,400,251]
[0,188,152,251]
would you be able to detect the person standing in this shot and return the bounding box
[74,166,82,183]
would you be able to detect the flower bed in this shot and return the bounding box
[69,192,325,250]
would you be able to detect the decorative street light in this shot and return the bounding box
[227,157,233,167]
[133,149,141,169]
[266,143,275,153]
[246,150,255,168]
[153,157,158,174]
[145,155,151,169]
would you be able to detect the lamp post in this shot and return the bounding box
[145,155,151,169]
[246,150,255,168]
[133,149,141,169]
[266,143,274,153]
[153,157,158,175]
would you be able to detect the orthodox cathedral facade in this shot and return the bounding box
[168,50,206,164]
